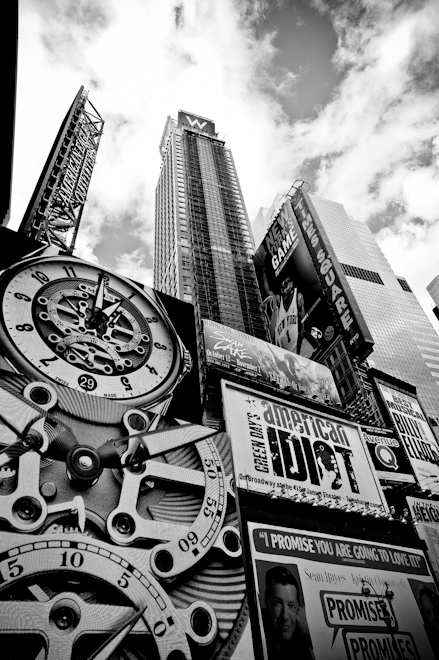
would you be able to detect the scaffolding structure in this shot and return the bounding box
[18,86,104,254]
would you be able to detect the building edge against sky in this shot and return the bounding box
[427,275,439,322]
[252,191,439,435]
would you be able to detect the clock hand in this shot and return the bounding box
[101,298,122,319]
[0,382,78,467]
[96,422,218,469]
[64,296,80,314]
[93,272,105,314]
[86,606,147,660]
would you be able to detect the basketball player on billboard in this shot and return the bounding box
[264,274,305,355]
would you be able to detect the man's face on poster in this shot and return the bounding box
[266,580,299,644]
[281,276,294,303]
[421,591,439,633]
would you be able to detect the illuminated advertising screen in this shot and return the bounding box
[222,382,384,510]
[178,110,216,135]
[376,383,439,495]
[361,425,416,485]
[248,522,439,660]
[290,189,374,360]
[204,319,341,406]
[254,195,373,363]
[407,497,439,585]
[254,198,339,362]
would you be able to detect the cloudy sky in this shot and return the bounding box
[11,0,439,330]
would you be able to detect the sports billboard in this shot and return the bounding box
[361,425,416,485]
[254,194,373,365]
[290,189,374,360]
[222,381,384,511]
[248,522,439,660]
[376,383,439,495]
[204,319,340,405]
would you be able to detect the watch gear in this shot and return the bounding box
[0,369,249,659]
[0,255,190,415]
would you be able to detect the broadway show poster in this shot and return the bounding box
[407,497,439,585]
[248,522,439,660]
[204,319,340,405]
[361,425,416,485]
[376,383,439,495]
[222,382,384,511]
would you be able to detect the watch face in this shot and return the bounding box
[0,372,250,660]
[0,256,185,409]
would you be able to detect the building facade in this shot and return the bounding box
[253,191,439,433]
[427,274,439,321]
[154,111,267,342]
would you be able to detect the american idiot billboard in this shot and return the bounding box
[254,194,373,363]
[376,383,439,495]
[203,319,341,406]
[222,381,385,512]
[361,425,416,486]
[247,522,439,660]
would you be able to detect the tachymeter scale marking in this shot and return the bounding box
[0,535,191,659]
[150,437,227,580]
[107,437,227,580]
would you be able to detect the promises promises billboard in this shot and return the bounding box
[376,383,439,494]
[248,522,439,660]
[222,382,384,510]
[204,319,340,405]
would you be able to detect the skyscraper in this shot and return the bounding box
[427,275,439,322]
[253,191,439,433]
[154,111,267,341]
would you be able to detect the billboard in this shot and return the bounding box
[18,87,103,253]
[204,319,341,405]
[291,190,374,360]
[254,195,373,365]
[178,110,216,135]
[407,497,439,585]
[361,424,416,485]
[0,251,256,657]
[376,383,439,495]
[248,522,439,660]
[222,381,385,511]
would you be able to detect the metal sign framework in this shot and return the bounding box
[19,86,104,254]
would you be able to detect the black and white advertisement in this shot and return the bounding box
[248,522,439,660]
[204,319,341,405]
[222,382,385,511]
[361,425,416,485]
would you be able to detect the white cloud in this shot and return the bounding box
[10,0,439,329]
[114,248,152,288]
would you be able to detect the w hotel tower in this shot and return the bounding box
[153,111,266,342]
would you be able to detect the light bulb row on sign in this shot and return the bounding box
[267,488,393,519]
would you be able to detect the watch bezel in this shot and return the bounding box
[0,255,188,411]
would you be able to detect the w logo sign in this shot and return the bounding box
[186,115,207,130]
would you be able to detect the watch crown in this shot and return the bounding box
[183,348,193,374]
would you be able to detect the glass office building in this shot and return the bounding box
[252,193,439,433]
[154,111,267,342]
